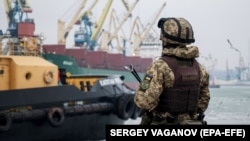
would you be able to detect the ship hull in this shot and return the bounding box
[0,85,139,141]
[43,52,144,90]
[0,113,123,141]
[43,45,150,83]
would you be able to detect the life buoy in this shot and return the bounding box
[25,37,37,51]
[47,107,65,128]
[44,70,54,84]
[116,94,136,120]
[0,113,12,132]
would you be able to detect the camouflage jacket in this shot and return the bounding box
[134,45,210,117]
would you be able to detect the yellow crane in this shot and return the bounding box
[74,0,99,47]
[57,0,87,45]
[121,0,129,11]
[129,16,145,42]
[119,16,145,56]
[132,2,166,56]
[2,0,42,56]
[74,0,113,50]
[102,9,129,53]
[99,0,139,53]
[4,0,32,24]
[91,0,113,42]
[4,0,33,36]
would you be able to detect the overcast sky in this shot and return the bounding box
[1,0,250,71]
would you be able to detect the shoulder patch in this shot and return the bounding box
[139,74,153,91]
[145,74,153,81]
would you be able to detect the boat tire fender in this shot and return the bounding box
[47,107,65,128]
[116,94,136,120]
[44,70,54,84]
[0,113,12,132]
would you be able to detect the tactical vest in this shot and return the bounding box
[156,56,200,114]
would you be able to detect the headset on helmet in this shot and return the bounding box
[157,17,195,44]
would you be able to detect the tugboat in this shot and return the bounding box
[0,0,141,140]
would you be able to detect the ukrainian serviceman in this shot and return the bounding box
[134,17,210,125]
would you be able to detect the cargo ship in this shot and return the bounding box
[41,0,166,90]
[43,44,153,86]
[0,0,141,140]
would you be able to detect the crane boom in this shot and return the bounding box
[3,0,34,37]
[99,0,139,52]
[57,0,87,45]
[121,0,129,11]
[133,2,166,56]
[111,0,138,41]
[91,0,113,41]
[74,0,113,50]
[74,0,98,47]
[17,0,32,13]
[2,0,43,56]
[3,0,12,24]
[81,0,98,19]
[227,39,245,68]
[129,16,144,41]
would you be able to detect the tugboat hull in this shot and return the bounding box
[0,51,141,141]
[0,113,124,141]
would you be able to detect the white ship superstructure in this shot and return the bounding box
[140,40,162,59]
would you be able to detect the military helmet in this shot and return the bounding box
[157,17,195,44]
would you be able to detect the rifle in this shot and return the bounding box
[124,64,142,83]
[124,64,151,124]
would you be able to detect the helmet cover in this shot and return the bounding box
[158,17,195,44]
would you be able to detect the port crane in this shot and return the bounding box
[4,0,33,37]
[132,2,166,56]
[57,0,87,45]
[2,0,42,56]
[121,0,129,11]
[103,8,130,54]
[227,39,249,81]
[225,59,230,81]
[108,0,139,55]
[99,0,139,53]
[74,0,113,50]
[74,0,98,47]
[119,16,145,56]
[129,16,148,42]
[205,54,217,84]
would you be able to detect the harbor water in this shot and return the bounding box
[125,85,250,125]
